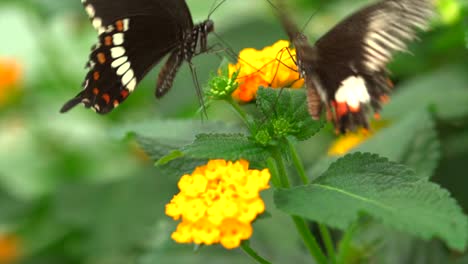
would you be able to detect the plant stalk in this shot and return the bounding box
[241,241,272,264]
[286,137,336,263]
[271,147,328,264]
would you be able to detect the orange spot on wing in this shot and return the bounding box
[374,112,381,120]
[93,71,100,80]
[97,53,106,64]
[380,95,390,104]
[386,78,394,88]
[105,36,113,46]
[116,20,124,31]
[113,100,119,107]
[120,89,129,98]
[93,88,99,95]
[102,93,110,104]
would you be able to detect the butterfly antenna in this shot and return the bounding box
[300,10,319,34]
[208,0,228,19]
[211,32,238,62]
[212,31,275,81]
[264,0,280,12]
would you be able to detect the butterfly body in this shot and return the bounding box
[61,0,214,114]
[277,0,434,133]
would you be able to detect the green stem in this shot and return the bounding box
[337,222,359,264]
[292,217,329,264]
[226,98,250,127]
[271,148,290,188]
[271,147,328,264]
[319,224,336,264]
[266,157,281,188]
[286,137,309,185]
[241,241,272,264]
[286,138,336,263]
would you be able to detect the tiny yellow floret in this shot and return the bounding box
[166,159,270,249]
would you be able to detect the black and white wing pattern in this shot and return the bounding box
[60,0,194,114]
[279,0,434,133]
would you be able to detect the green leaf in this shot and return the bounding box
[255,88,324,141]
[356,110,440,178]
[134,135,207,177]
[352,222,463,264]
[156,150,185,166]
[181,134,270,162]
[134,135,184,161]
[383,66,468,121]
[112,119,246,144]
[0,187,29,223]
[113,120,248,169]
[311,109,440,178]
[275,152,467,251]
[51,169,178,257]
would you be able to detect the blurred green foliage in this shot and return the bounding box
[0,0,467,263]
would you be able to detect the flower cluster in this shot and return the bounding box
[327,120,388,155]
[229,40,304,102]
[328,128,372,156]
[166,159,270,249]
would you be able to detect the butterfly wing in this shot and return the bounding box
[155,48,185,98]
[313,0,434,131]
[276,2,323,119]
[61,0,194,114]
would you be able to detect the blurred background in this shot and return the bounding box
[0,0,467,263]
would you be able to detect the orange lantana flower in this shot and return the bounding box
[0,235,20,264]
[0,58,22,106]
[229,40,304,102]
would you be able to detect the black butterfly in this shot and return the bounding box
[276,0,434,133]
[60,0,215,114]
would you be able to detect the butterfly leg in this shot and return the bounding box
[188,61,208,119]
[203,42,242,65]
[275,48,298,72]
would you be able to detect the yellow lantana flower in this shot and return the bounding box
[327,119,389,155]
[328,128,372,156]
[229,40,304,102]
[166,159,270,249]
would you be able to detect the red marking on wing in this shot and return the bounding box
[102,93,110,104]
[120,89,129,98]
[116,20,124,31]
[105,36,113,46]
[333,101,349,119]
[386,78,394,88]
[97,53,106,64]
[380,95,390,104]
